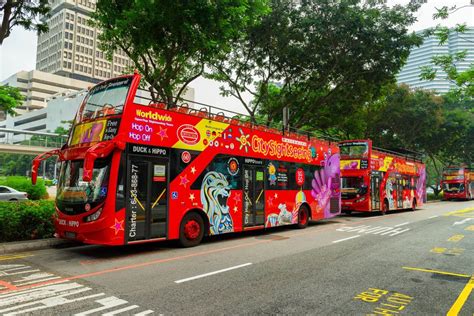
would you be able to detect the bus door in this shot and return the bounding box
[126,152,169,242]
[396,175,403,209]
[242,160,265,227]
[370,171,381,210]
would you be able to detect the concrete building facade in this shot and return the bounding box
[0,89,87,136]
[1,70,90,117]
[36,0,131,83]
[397,27,474,94]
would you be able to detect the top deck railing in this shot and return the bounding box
[372,146,424,163]
[134,89,339,144]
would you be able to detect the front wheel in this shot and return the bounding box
[179,213,204,247]
[297,205,309,229]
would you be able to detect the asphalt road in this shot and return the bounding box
[1,200,473,315]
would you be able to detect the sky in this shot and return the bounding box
[0,0,473,114]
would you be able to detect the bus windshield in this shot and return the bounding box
[56,158,110,215]
[79,77,132,122]
[444,183,464,192]
[341,177,366,193]
[339,142,368,158]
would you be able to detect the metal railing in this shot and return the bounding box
[0,128,69,148]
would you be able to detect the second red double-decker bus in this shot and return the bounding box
[339,140,426,215]
[441,166,474,200]
[32,73,341,247]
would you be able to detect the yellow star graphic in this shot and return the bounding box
[233,206,238,213]
[190,166,196,174]
[189,193,195,201]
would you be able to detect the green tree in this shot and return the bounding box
[362,85,472,196]
[0,0,50,45]
[0,85,23,116]
[420,6,474,102]
[209,0,421,125]
[206,0,297,122]
[91,0,269,106]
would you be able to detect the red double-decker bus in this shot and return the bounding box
[441,166,474,200]
[32,73,341,247]
[339,140,426,215]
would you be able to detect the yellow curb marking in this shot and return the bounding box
[402,266,470,278]
[447,275,474,316]
[0,253,34,261]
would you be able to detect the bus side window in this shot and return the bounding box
[170,149,199,181]
[266,160,290,190]
[190,155,242,190]
[402,176,410,190]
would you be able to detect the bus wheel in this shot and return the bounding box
[297,205,309,229]
[343,210,352,215]
[381,200,388,216]
[179,213,204,247]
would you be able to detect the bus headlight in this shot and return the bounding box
[355,196,366,203]
[84,208,102,222]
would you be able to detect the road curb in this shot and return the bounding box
[0,238,79,255]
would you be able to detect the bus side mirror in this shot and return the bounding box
[31,159,40,185]
[31,149,63,185]
[83,151,98,182]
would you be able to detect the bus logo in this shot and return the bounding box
[181,151,191,163]
[177,124,200,145]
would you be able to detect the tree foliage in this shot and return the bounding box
[336,84,473,196]
[0,85,23,116]
[0,0,49,45]
[420,7,474,102]
[92,0,269,106]
[208,0,422,124]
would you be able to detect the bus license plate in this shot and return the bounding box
[64,231,76,239]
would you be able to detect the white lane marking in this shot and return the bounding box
[337,225,410,236]
[0,264,154,315]
[383,228,410,236]
[428,215,439,219]
[15,276,62,286]
[74,296,128,315]
[394,222,410,227]
[134,310,155,316]
[175,263,253,284]
[332,235,361,243]
[453,218,473,226]
[102,305,139,315]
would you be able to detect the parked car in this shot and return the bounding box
[0,186,28,201]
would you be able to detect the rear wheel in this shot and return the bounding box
[381,200,389,216]
[179,212,204,247]
[297,205,309,229]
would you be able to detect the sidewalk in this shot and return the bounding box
[0,238,79,255]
